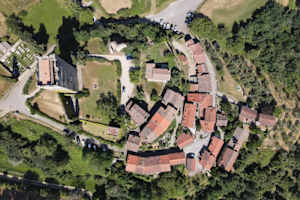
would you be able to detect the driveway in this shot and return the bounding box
[147,0,205,33]
[88,54,135,105]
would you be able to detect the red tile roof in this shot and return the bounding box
[145,63,171,82]
[182,103,197,129]
[200,107,216,133]
[187,93,212,118]
[162,89,184,110]
[140,105,176,143]
[258,113,276,128]
[208,136,224,157]
[199,150,216,171]
[218,147,239,172]
[126,152,185,175]
[176,133,194,149]
[239,106,257,123]
[186,157,196,172]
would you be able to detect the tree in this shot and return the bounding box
[97,92,118,120]
[150,89,160,102]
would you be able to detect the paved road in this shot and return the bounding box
[88,54,135,105]
[147,0,205,33]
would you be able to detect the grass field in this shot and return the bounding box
[21,0,72,44]
[86,38,108,54]
[31,90,67,122]
[0,0,39,15]
[0,116,104,191]
[79,61,118,123]
[199,0,268,29]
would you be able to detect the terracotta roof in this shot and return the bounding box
[145,63,171,82]
[126,134,141,152]
[182,103,197,129]
[168,152,186,165]
[186,157,196,172]
[162,89,184,110]
[189,42,203,57]
[239,106,257,123]
[218,147,239,172]
[228,127,249,152]
[198,74,212,92]
[200,107,216,133]
[140,105,176,143]
[216,113,228,127]
[208,136,224,157]
[189,84,199,92]
[126,152,185,175]
[194,53,206,65]
[38,58,54,85]
[187,93,212,118]
[197,63,208,75]
[199,150,216,171]
[176,133,194,149]
[126,101,149,126]
[258,113,276,128]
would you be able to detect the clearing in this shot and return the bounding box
[86,38,108,54]
[31,90,67,122]
[79,60,118,123]
[99,0,132,14]
[21,0,73,45]
[199,0,268,29]
[0,0,39,15]
[217,66,246,102]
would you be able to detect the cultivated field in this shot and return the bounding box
[31,90,67,122]
[199,0,268,28]
[79,61,118,123]
[99,0,132,14]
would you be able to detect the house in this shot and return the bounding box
[197,63,208,75]
[228,127,249,152]
[257,113,276,129]
[239,106,257,123]
[186,40,206,64]
[140,105,176,143]
[126,134,141,152]
[182,103,197,129]
[198,74,212,93]
[218,147,239,172]
[176,133,194,149]
[200,107,216,133]
[126,101,149,126]
[0,42,12,55]
[216,113,228,127]
[145,63,171,83]
[186,157,196,172]
[189,83,199,92]
[162,89,184,110]
[37,54,79,93]
[208,136,224,157]
[199,150,215,171]
[126,152,185,175]
[187,93,212,118]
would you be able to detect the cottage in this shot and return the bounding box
[258,113,276,129]
[199,150,215,171]
[187,93,213,118]
[228,127,249,152]
[239,106,257,123]
[186,157,196,172]
[126,134,141,152]
[200,107,216,133]
[140,105,176,143]
[145,63,171,83]
[162,89,184,110]
[216,113,228,127]
[218,147,239,172]
[198,74,212,93]
[182,103,197,129]
[176,133,194,149]
[197,63,208,75]
[126,101,149,126]
[208,136,224,157]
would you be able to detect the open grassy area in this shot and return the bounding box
[199,0,268,29]
[0,115,105,192]
[86,38,108,54]
[143,42,176,67]
[99,0,132,14]
[31,90,67,122]
[21,0,73,44]
[155,0,176,13]
[0,0,39,15]
[79,61,118,123]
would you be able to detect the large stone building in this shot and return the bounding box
[37,54,79,93]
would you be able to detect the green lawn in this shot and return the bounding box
[211,0,268,29]
[86,38,108,54]
[143,42,176,67]
[21,0,72,44]
[79,61,118,123]
[0,117,105,192]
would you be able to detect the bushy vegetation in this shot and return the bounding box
[190,1,300,102]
